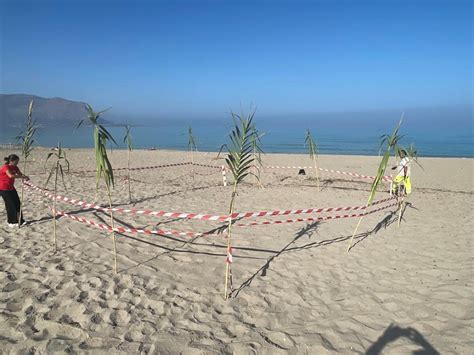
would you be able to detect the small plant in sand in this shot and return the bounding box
[45,142,70,251]
[16,100,37,228]
[347,118,404,252]
[123,125,133,203]
[218,109,261,299]
[305,129,320,191]
[78,104,119,273]
[250,125,265,188]
[188,126,197,183]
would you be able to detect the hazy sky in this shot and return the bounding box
[1,0,472,122]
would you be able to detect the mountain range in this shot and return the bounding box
[0,94,112,127]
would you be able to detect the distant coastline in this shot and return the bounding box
[0,145,472,159]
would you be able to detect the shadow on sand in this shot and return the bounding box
[39,195,416,296]
[230,221,320,298]
[366,323,439,355]
[230,204,410,297]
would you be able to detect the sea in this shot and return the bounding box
[1,119,472,157]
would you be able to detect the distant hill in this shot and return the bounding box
[0,94,112,127]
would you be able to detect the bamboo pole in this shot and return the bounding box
[191,148,195,185]
[347,194,371,252]
[18,163,26,229]
[224,185,238,299]
[53,162,58,251]
[314,160,320,191]
[347,215,364,252]
[106,184,118,274]
[127,149,132,203]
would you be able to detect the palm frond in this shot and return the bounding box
[81,106,118,272]
[348,116,406,252]
[80,106,116,192]
[223,112,258,184]
[305,129,318,161]
[123,125,133,151]
[250,126,265,165]
[45,167,55,188]
[400,143,423,170]
[44,141,70,191]
[188,126,197,152]
[367,117,403,205]
[221,107,262,299]
[16,100,37,160]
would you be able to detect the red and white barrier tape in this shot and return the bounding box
[73,162,221,175]
[52,209,213,238]
[24,181,229,221]
[265,165,392,182]
[192,163,222,170]
[52,200,399,240]
[221,165,227,187]
[235,201,399,227]
[25,181,396,222]
[228,196,396,220]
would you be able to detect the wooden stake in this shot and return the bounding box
[224,188,237,299]
[347,215,365,252]
[53,163,58,251]
[106,186,118,274]
[127,149,132,204]
[314,160,320,192]
[18,165,26,229]
[191,149,195,185]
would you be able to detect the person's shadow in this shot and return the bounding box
[366,323,439,355]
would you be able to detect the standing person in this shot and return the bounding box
[391,149,412,195]
[0,154,29,227]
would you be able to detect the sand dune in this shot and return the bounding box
[0,148,472,353]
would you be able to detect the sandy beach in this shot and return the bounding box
[0,148,472,354]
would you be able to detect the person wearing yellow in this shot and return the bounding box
[391,149,412,195]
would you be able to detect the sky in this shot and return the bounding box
[0,0,472,124]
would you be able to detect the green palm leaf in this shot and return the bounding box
[78,104,118,272]
[218,108,262,299]
[348,116,405,252]
[124,125,133,151]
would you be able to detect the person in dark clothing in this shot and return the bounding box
[0,154,29,227]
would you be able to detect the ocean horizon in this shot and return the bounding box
[1,120,472,158]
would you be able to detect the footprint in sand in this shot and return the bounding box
[2,282,20,292]
[110,309,131,327]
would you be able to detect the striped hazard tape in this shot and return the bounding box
[25,180,396,222]
[265,165,392,182]
[235,201,399,227]
[52,200,399,240]
[72,162,221,175]
[52,209,215,238]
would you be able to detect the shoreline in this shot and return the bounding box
[1,145,473,159]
